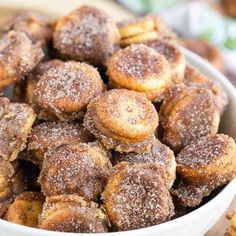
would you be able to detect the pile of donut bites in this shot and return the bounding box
[0,5,235,233]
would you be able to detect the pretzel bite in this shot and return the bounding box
[34,61,105,121]
[181,39,224,72]
[1,11,53,47]
[102,162,174,231]
[0,31,43,91]
[113,139,176,188]
[118,15,175,47]
[107,44,171,102]
[146,40,186,83]
[53,5,120,66]
[0,160,27,217]
[0,97,36,161]
[184,65,228,114]
[28,121,94,165]
[39,143,112,201]
[84,89,159,153]
[172,134,236,207]
[4,192,44,227]
[38,194,108,233]
[159,86,220,152]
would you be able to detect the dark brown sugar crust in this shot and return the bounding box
[39,143,112,201]
[102,162,174,231]
[53,5,120,66]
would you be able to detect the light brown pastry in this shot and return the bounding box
[39,143,112,201]
[53,5,120,66]
[0,31,43,91]
[34,61,105,121]
[107,44,171,102]
[38,194,108,233]
[0,97,36,161]
[4,192,44,228]
[159,86,220,152]
[102,162,174,231]
[84,89,159,153]
[172,134,236,207]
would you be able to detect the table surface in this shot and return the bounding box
[0,0,235,235]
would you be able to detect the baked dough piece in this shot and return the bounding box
[38,194,108,233]
[172,134,236,207]
[0,31,43,91]
[102,162,174,231]
[39,143,112,201]
[159,86,220,152]
[4,191,44,228]
[108,44,171,102]
[53,5,120,66]
[0,97,36,161]
[84,89,159,153]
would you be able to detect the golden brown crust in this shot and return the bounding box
[1,11,53,46]
[146,40,186,83]
[172,134,236,207]
[184,65,228,114]
[113,139,176,188]
[4,192,44,227]
[0,97,36,161]
[39,143,112,201]
[102,162,174,231]
[27,121,94,165]
[84,89,159,153]
[0,31,44,91]
[118,15,175,47]
[34,61,105,121]
[0,160,27,217]
[181,39,224,72]
[108,44,171,102]
[159,86,220,152]
[38,194,108,233]
[53,5,120,66]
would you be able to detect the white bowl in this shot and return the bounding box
[0,47,235,236]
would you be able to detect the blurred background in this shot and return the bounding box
[117,0,236,86]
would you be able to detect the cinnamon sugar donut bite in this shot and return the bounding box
[102,162,174,231]
[118,15,175,47]
[184,65,228,114]
[84,89,159,153]
[172,134,236,207]
[4,192,44,228]
[113,139,176,188]
[146,40,186,84]
[34,61,105,121]
[0,31,43,91]
[39,143,112,201]
[27,121,94,165]
[159,86,220,152]
[0,160,27,217]
[1,11,53,47]
[0,97,36,161]
[38,194,108,233]
[53,5,120,66]
[107,44,171,102]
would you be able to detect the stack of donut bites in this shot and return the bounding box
[0,5,235,233]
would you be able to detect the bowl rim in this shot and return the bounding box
[0,48,236,235]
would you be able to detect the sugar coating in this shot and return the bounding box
[39,194,108,233]
[35,61,104,120]
[102,163,174,231]
[39,143,112,201]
